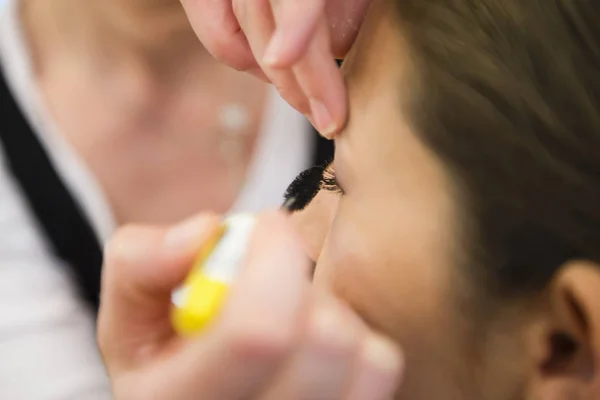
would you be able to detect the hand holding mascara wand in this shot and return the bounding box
[97,203,403,400]
[170,197,299,336]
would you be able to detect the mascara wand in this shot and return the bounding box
[282,165,326,212]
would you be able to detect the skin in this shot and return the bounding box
[180,0,375,137]
[99,213,403,400]
[22,0,268,225]
[300,5,470,398]
[301,2,600,399]
[100,1,600,399]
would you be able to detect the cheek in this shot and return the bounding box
[313,201,473,400]
[313,197,453,338]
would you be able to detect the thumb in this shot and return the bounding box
[97,214,218,371]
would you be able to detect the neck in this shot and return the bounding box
[22,0,206,78]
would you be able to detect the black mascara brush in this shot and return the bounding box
[282,165,327,212]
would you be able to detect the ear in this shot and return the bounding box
[533,261,600,400]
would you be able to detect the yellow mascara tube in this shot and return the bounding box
[171,213,257,336]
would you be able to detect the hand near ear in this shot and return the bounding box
[179,0,375,138]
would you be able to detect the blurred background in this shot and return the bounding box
[0,0,332,398]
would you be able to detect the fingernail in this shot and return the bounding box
[264,32,284,66]
[364,335,404,372]
[309,98,337,139]
[164,215,212,254]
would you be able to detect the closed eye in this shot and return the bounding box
[321,165,344,194]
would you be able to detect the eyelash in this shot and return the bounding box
[282,162,345,212]
[321,165,345,195]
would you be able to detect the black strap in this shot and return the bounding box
[310,59,339,165]
[0,62,333,314]
[0,67,102,312]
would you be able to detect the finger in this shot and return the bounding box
[345,335,405,400]
[261,295,365,399]
[98,214,218,370]
[158,211,312,399]
[248,67,272,83]
[180,0,257,70]
[294,19,348,137]
[234,0,310,114]
[326,0,374,59]
[264,0,375,66]
[262,0,325,68]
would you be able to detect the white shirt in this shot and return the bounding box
[0,0,313,398]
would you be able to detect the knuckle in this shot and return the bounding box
[227,323,294,363]
[206,37,233,63]
[214,54,244,71]
[103,225,140,263]
[208,37,253,71]
[306,306,361,354]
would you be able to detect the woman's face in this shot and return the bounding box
[292,4,529,400]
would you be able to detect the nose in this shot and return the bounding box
[289,190,339,263]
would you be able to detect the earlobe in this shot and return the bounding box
[533,261,600,399]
